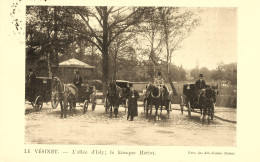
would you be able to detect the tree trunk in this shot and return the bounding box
[102,7,109,102]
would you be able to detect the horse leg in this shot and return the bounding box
[69,101,73,114]
[64,100,68,118]
[114,105,118,118]
[127,104,130,120]
[60,101,64,118]
[110,105,112,118]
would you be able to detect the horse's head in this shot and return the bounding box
[205,86,218,101]
[146,83,156,92]
[52,77,63,93]
[147,83,160,98]
[108,81,117,96]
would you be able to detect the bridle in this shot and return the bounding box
[147,84,160,98]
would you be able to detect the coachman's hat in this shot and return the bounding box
[199,74,203,77]
[158,71,162,76]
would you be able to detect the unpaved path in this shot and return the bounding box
[25,102,236,146]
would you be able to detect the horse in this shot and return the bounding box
[52,77,78,118]
[200,85,218,124]
[145,83,162,120]
[106,81,123,118]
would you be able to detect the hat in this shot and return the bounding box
[29,68,33,72]
[129,83,133,87]
[199,74,203,77]
[158,71,161,76]
[75,70,79,74]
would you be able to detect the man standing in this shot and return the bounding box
[127,83,140,121]
[26,68,36,86]
[26,68,36,98]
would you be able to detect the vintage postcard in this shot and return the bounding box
[0,0,260,162]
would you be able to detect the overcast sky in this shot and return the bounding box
[172,8,237,70]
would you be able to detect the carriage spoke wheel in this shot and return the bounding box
[167,101,171,119]
[51,92,59,109]
[187,101,191,118]
[83,100,89,114]
[34,96,43,111]
[180,96,184,114]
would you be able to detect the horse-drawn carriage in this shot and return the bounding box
[105,80,132,117]
[180,83,218,123]
[25,77,59,111]
[143,83,172,120]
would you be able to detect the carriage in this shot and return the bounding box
[25,77,59,111]
[105,80,131,115]
[180,83,218,123]
[78,84,97,113]
[143,84,172,119]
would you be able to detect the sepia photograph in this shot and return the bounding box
[1,0,260,162]
[23,6,237,146]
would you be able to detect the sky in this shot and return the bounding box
[172,8,237,70]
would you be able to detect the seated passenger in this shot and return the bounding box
[195,74,206,90]
[195,74,207,104]
[73,70,83,89]
[154,71,169,99]
[154,71,164,87]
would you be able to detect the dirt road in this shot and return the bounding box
[25,102,236,146]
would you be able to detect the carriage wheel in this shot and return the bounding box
[167,101,171,119]
[51,92,59,109]
[34,96,43,111]
[31,102,35,108]
[83,100,89,114]
[180,96,184,114]
[187,101,191,118]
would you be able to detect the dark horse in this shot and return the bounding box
[199,85,218,124]
[52,77,78,118]
[106,81,123,118]
[145,83,162,120]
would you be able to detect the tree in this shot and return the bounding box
[71,7,151,100]
[158,7,201,95]
[26,6,85,76]
[136,8,163,81]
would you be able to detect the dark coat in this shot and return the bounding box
[26,73,36,86]
[127,90,140,117]
[73,75,83,87]
[195,79,206,90]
